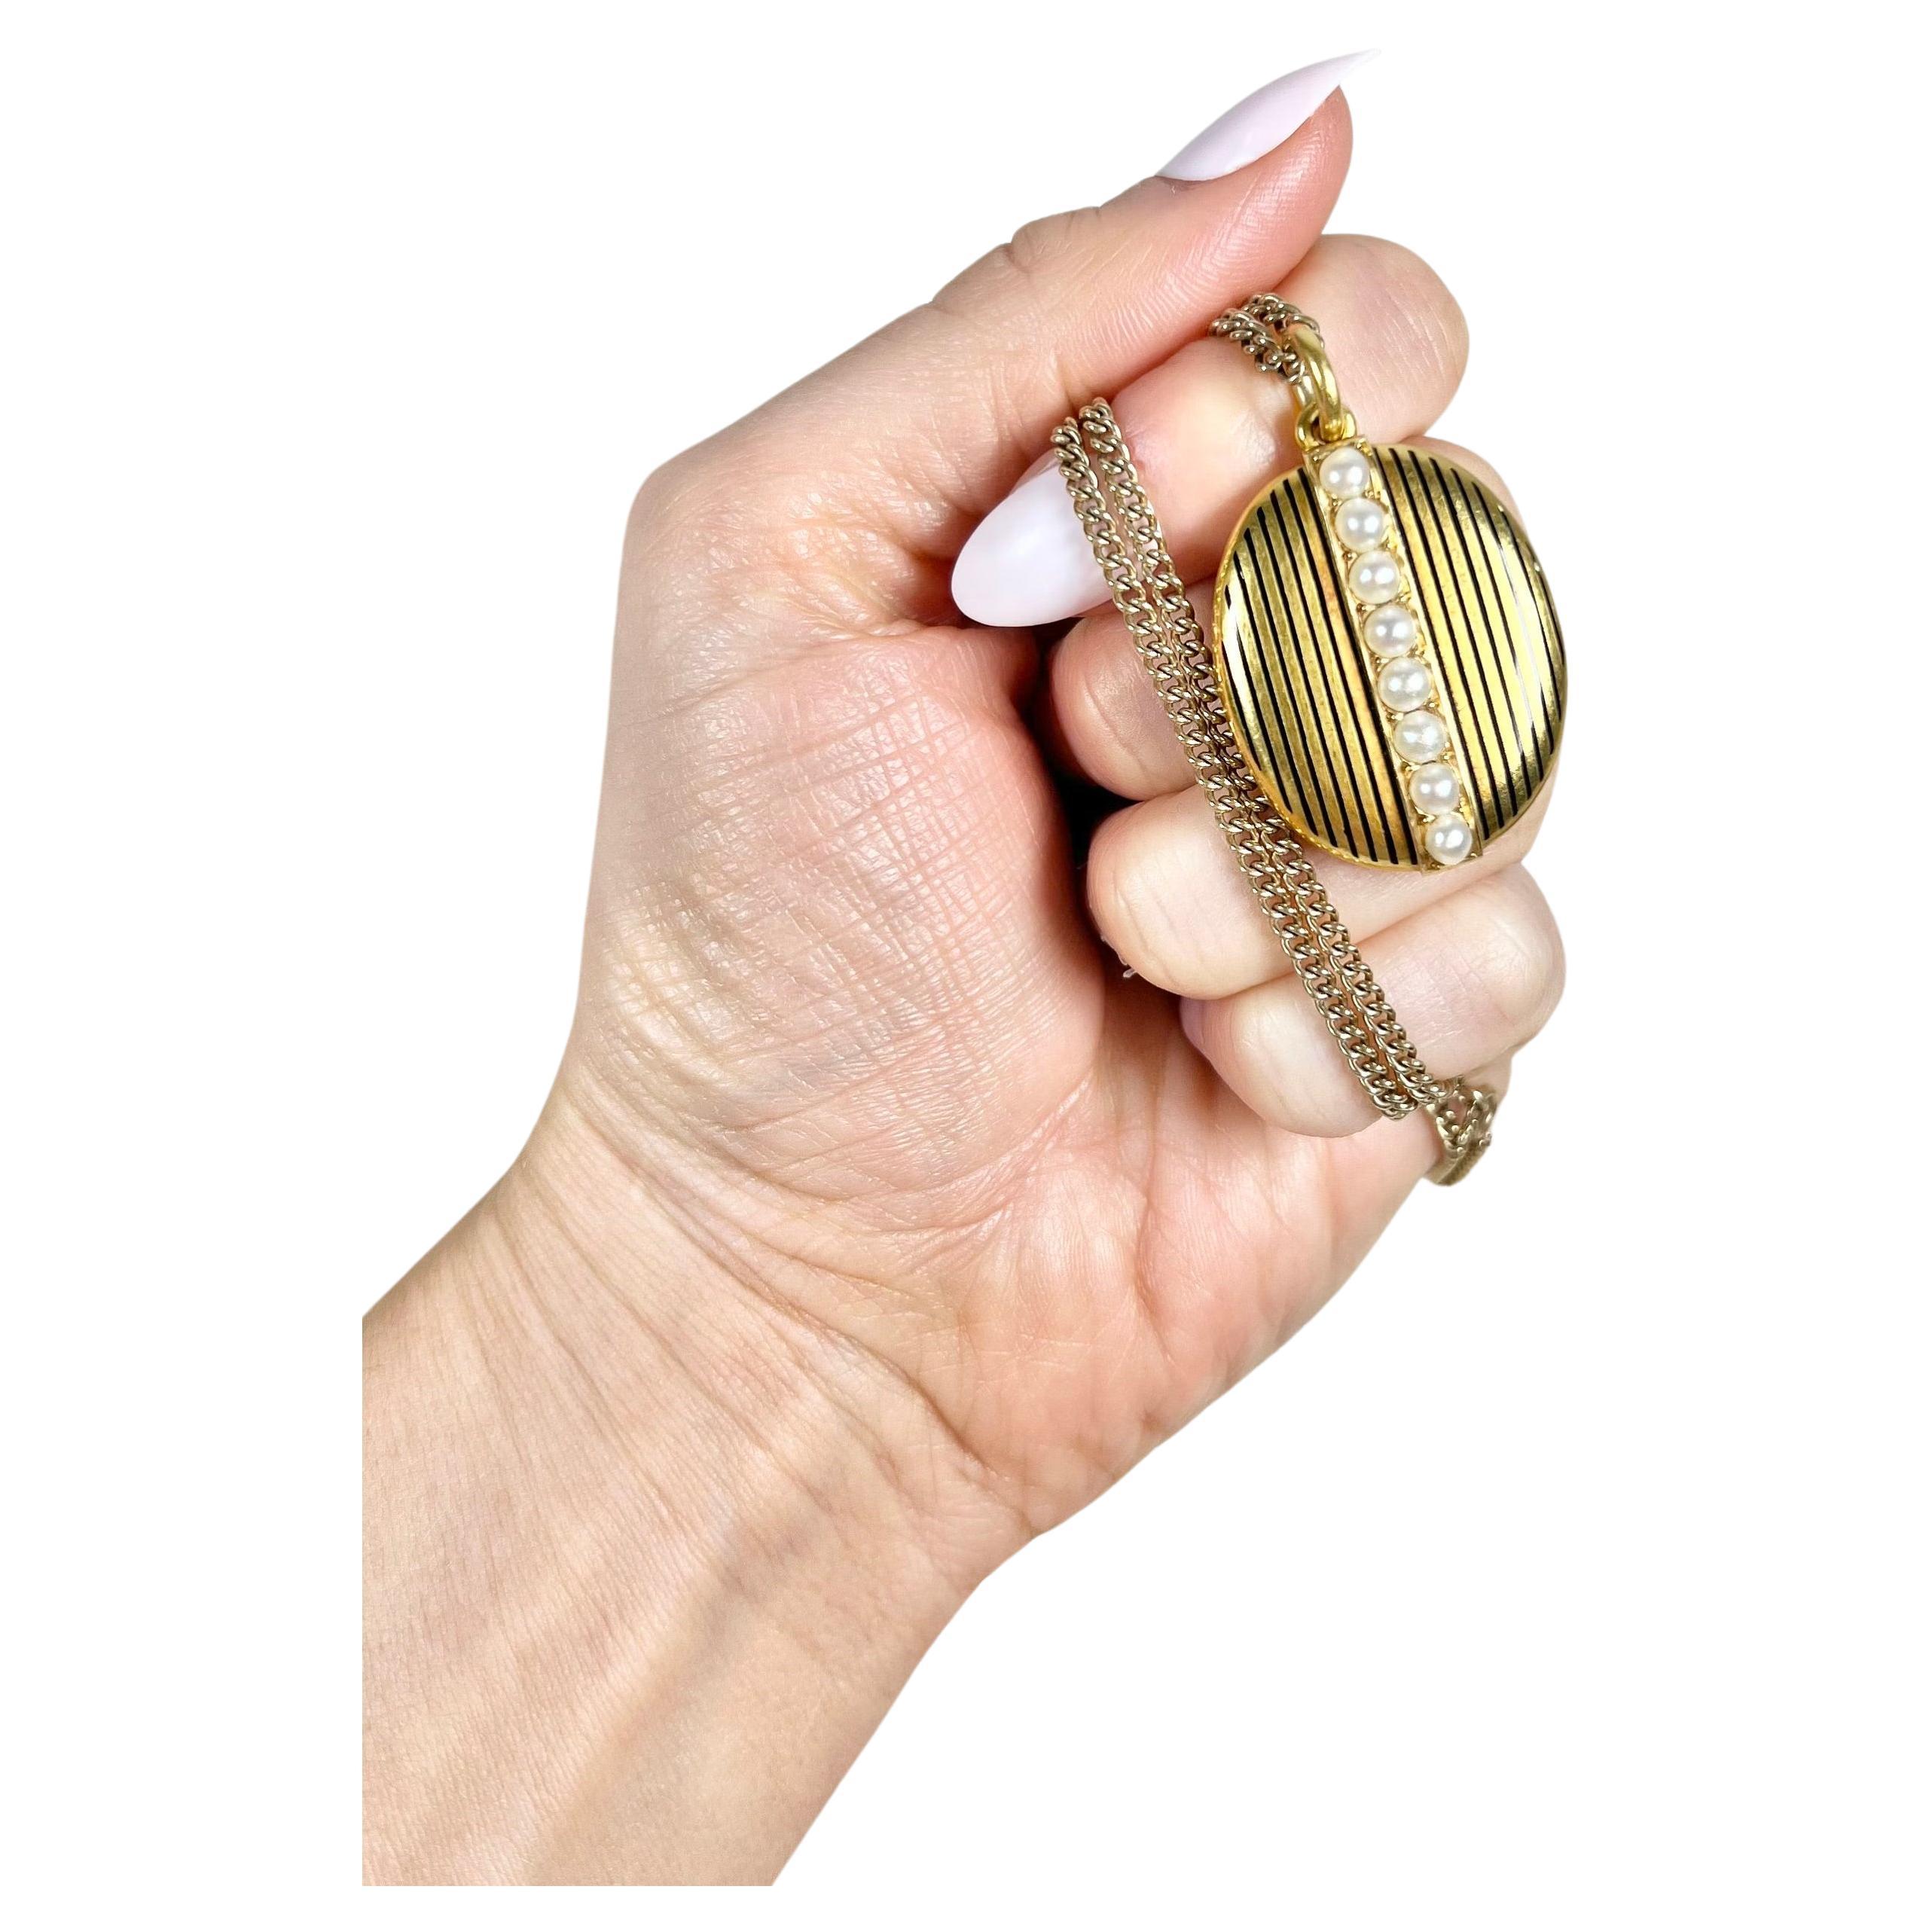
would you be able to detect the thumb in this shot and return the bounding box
[643,55,1371,629]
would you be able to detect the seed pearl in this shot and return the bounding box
[1333,495,1389,551]
[1318,446,1373,499]
[1364,605,1419,657]
[1350,550,1404,605]
[1426,816,1475,866]
[1392,709,1448,762]
[1409,762,1462,816]
[1377,658,1434,712]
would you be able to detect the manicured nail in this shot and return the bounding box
[1160,50,1378,182]
[951,463,1106,627]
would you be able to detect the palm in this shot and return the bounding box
[575,586,1419,1524]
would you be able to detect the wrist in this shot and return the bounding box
[364,1096,1025,1884]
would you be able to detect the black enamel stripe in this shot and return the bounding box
[1227,545,1329,846]
[1464,466,1565,783]
[1479,487,1566,761]
[1222,566,1296,832]
[1241,520,1340,848]
[1468,487,1561,780]
[1248,512,1345,850]
[1425,453,1529,822]
[1464,482,1553,779]
[1433,458,1542,798]
[1224,501,1326,853]
[1381,452,1510,833]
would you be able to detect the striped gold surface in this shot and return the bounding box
[1213,444,1565,868]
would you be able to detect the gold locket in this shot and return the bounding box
[1211,307,1565,872]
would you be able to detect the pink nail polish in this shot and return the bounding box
[1160,50,1378,182]
[951,464,1107,628]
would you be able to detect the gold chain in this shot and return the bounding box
[1051,323,1495,1183]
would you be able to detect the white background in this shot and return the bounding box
[7,0,1928,1920]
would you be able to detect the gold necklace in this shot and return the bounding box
[1051,299,1566,1183]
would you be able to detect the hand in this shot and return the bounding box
[365,74,1564,1883]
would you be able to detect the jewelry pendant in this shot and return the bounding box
[1211,304,1565,871]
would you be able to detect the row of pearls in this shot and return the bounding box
[1314,444,1474,868]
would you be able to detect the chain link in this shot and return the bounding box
[1051,387,1494,1183]
[1204,295,1316,380]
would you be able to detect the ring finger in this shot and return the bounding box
[1180,865,1564,1137]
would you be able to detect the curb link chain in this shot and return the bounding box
[1206,294,1318,380]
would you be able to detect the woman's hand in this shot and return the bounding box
[366,72,1563,1884]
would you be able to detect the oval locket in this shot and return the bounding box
[1213,441,1565,870]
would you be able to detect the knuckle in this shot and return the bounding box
[1325,233,1469,397]
[627,439,895,639]
[1375,238,1468,385]
[1057,629,1142,789]
[624,448,719,574]
[1085,811,1153,966]
[1000,203,1106,288]
[1050,630,1103,739]
[1087,810,1178,984]
[1222,987,1371,1137]
[1388,243,1469,386]
[1462,875,1564,1039]
[1222,990,1278,1084]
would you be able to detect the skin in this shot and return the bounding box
[364,94,1565,1885]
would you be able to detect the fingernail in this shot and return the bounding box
[1178,999,1207,1055]
[951,463,1106,627]
[1159,50,1378,182]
